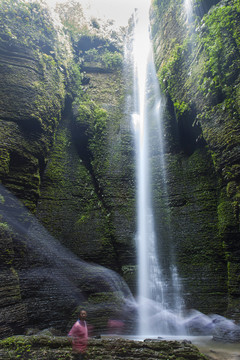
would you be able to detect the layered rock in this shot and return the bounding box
[0,335,208,360]
[0,0,68,338]
[151,0,240,316]
[1,0,240,340]
[36,35,136,272]
[0,0,136,338]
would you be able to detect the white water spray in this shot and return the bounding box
[131,3,185,336]
[184,0,193,22]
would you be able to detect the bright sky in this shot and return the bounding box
[46,0,151,27]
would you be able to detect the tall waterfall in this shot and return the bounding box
[131,4,186,336]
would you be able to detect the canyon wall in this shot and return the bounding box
[150,0,240,317]
[0,0,136,337]
[0,0,240,338]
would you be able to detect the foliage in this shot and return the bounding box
[1,336,32,358]
[0,0,57,50]
[152,0,176,13]
[91,17,100,29]
[174,100,190,117]
[73,96,108,153]
[197,1,240,105]
[157,39,190,98]
[84,48,123,69]
[85,48,99,62]
[56,0,89,39]
[101,50,123,69]
[66,60,83,97]
[0,221,9,230]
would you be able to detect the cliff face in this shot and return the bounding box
[0,0,135,338]
[1,0,240,339]
[0,1,66,211]
[0,0,68,337]
[36,41,136,273]
[150,0,240,316]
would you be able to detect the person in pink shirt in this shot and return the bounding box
[68,309,88,360]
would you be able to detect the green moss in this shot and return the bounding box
[157,39,191,97]
[227,262,240,296]
[0,0,57,51]
[173,99,190,118]
[1,336,31,358]
[84,48,123,69]
[217,196,237,235]
[0,149,10,178]
[43,127,69,186]
[88,292,124,305]
[196,2,240,110]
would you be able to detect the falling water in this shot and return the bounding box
[131,3,185,336]
[184,0,193,22]
[0,184,136,332]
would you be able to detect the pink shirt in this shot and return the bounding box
[68,320,88,353]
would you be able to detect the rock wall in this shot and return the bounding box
[1,0,240,339]
[0,0,136,338]
[0,335,208,360]
[150,0,240,317]
[0,0,69,338]
[36,44,136,273]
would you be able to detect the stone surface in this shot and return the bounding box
[0,0,240,340]
[0,0,136,338]
[151,0,240,317]
[0,336,209,360]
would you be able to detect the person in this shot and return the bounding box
[107,319,125,335]
[68,309,88,360]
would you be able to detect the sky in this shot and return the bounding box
[46,0,151,27]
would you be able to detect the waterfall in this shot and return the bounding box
[131,4,186,336]
[184,0,193,22]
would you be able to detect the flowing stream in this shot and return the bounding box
[131,3,185,336]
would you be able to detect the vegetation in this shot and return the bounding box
[150,0,240,313]
[56,0,89,40]
[0,336,209,360]
[197,1,240,113]
[84,48,123,69]
[0,0,57,49]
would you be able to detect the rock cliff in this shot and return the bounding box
[150,0,240,316]
[0,0,240,339]
[0,0,135,338]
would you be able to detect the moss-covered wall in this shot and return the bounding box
[0,0,136,337]
[1,0,240,338]
[151,0,240,317]
[0,0,67,211]
[0,0,70,337]
[36,35,136,275]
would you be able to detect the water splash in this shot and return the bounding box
[184,0,193,23]
[0,184,136,332]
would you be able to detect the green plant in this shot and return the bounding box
[198,2,240,97]
[56,0,88,39]
[101,50,123,69]
[1,337,32,358]
[0,0,57,50]
[174,100,190,117]
[85,48,99,62]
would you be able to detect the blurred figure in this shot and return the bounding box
[68,309,88,360]
[107,319,125,335]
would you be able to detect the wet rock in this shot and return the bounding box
[0,336,209,360]
[212,318,240,343]
[151,0,240,317]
